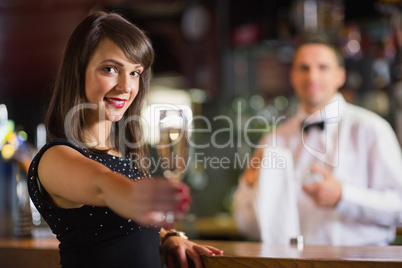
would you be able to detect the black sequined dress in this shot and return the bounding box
[28,139,161,268]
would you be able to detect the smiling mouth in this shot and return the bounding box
[104,97,127,109]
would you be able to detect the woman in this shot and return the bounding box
[28,11,222,267]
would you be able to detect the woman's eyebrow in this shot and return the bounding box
[101,59,124,66]
[101,59,143,69]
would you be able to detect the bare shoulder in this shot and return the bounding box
[37,144,109,208]
[38,144,89,174]
[41,143,82,157]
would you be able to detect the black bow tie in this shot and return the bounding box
[302,121,325,133]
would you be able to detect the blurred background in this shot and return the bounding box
[1,0,402,241]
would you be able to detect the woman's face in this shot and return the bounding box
[85,38,144,123]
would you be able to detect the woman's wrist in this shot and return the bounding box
[160,229,188,247]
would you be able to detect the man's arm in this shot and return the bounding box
[233,175,261,240]
[336,120,402,226]
[233,149,264,240]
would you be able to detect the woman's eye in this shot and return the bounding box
[132,71,141,77]
[104,66,117,74]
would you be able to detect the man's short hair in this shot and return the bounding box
[294,33,344,67]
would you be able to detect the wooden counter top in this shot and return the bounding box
[1,238,402,268]
[0,237,59,268]
[199,240,402,268]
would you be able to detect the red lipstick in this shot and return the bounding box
[104,97,127,109]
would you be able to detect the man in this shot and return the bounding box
[234,35,402,246]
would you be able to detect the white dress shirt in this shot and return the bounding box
[234,93,402,245]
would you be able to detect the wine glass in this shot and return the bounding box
[156,108,189,223]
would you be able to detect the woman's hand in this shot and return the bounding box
[101,175,191,228]
[131,178,192,227]
[161,236,224,268]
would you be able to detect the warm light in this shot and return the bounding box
[169,131,180,141]
[1,143,15,160]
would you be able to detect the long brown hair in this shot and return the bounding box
[45,11,154,163]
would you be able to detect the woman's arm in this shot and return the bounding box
[38,145,188,226]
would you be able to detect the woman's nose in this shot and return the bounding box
[116,74,132,93]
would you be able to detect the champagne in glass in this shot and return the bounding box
[156,108,189,223]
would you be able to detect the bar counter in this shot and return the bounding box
[1,237,402,268]
[199,240,402,268]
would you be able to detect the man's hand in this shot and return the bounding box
[303,163,342,207]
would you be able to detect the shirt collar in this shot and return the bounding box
[297,93,346,124]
